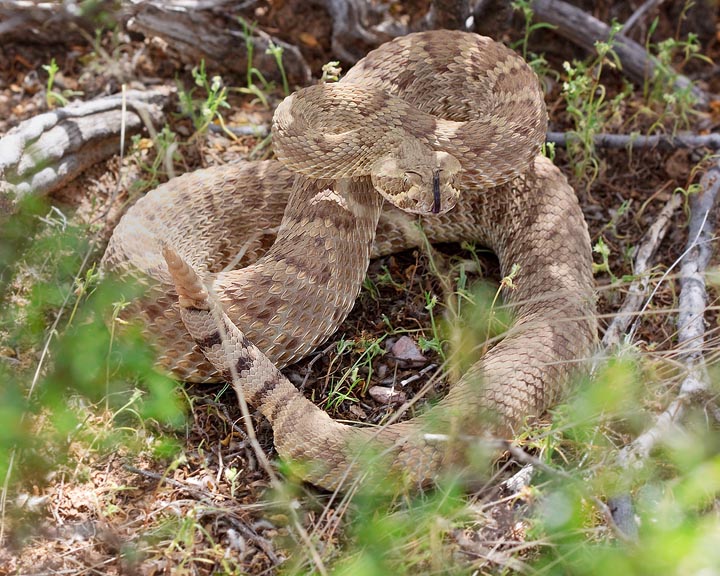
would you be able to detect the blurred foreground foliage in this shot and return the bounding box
[0,197,185,489]
[1,198,718,574]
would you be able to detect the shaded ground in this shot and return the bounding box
[1,1,719,574]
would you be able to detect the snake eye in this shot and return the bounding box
[404,170,422,188]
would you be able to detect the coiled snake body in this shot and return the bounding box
[104,31,596,490]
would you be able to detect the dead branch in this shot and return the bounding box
[0,87,171,206]
[601,192,683,348]
[0,0,115,43]
[621,0,666,37]
[608,152,720,536]
[547,131,720,150]
[620,159,718,466]
[677,176,717,365]
[531,0,709,108]
[125,0,311,86]
[209,123,269,138]
[317,0,388,63]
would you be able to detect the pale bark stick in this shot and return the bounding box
[547,131,720,150]
[620,160,718,467]
[0,87,171,205]
[608,154,720,536]
[602,192,683,348]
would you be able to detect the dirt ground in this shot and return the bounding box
[1,1,719,574]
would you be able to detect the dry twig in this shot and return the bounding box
[547,131,720,150]
[602,192,683,348]
[0,87,171,204]
[608,154,720,536]
[619,161,718,467]
[621,0,666,37]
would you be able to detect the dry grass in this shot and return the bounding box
[2,4,720,574]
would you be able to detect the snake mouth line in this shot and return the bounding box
[432,170,441,213]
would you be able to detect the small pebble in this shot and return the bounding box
[390,335,426,363]
[368,386,406,405]
[377,364,388,379]
[348,404,367,419]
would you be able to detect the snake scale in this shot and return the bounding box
[103,31,596,490]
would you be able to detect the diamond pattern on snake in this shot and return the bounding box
[103,30,597,491]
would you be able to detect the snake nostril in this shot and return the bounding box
[432,170,441,213]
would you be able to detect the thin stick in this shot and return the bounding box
[609,157,720,535]
[547,131,720,150]
[602,192,682,348]
[621,0,666,37]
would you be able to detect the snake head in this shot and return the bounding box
[370,140,462,215]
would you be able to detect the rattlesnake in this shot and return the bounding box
[103,30,596,490]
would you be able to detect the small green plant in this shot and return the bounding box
[511,0,557,78]
[542,140,557,162]
[178,60,232,137]
[265,41,289,96]
[129,125,181,193]
[325,336,387,410]
[237,17,273,107]
[41,58,83,108]
[642,19,710,132]
[561,21,630,187]
[321,60,342,83]
[42,58,65,107]
[600,198,631,238]
[674,181,703,216]
[361,275,381,301]
[418,291,445,357]
[225,466,240,498]
[236,17,300,106]
[592,236,617,282]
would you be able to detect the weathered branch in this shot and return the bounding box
[531,0,709,108]
[621,160,718,465]
[0,87,172,205]
[601,192,683,348]
[0,1,311,86]
[608,152,720,536]
[125,1,311,86]
[0,0,116,43]
[547,131,720,150]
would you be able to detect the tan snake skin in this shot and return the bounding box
[103,31,596,490]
